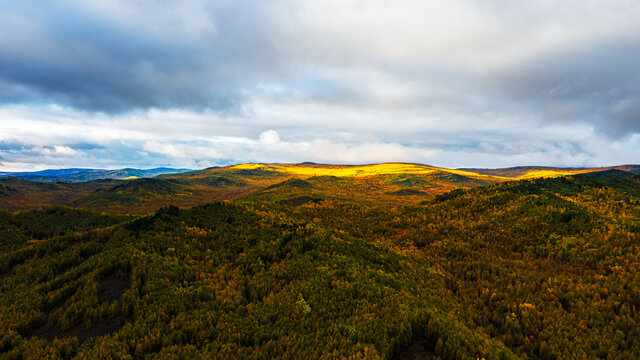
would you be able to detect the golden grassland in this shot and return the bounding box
[229,162,591,180]
[515,169,592,179]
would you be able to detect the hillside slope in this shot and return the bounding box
[0,177,121,211]
[460,164,640,178]
[1,163,503,213]
[4,162,639,213]
[1,174,639,358]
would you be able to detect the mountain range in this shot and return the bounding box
[0,167,191,183]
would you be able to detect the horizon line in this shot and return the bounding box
[2,161,640,174]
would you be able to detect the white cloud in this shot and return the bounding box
[258,130,281,150]
[252,130,436,164]
[42,145,78,156]
[143,142,180,157]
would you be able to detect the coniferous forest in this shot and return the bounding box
[1,163,639,359]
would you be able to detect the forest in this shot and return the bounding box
[0,163,639,359]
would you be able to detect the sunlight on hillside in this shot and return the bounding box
[517,169,590,179]
[232,163,502,179]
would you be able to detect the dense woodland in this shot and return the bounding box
[0,166,639,359]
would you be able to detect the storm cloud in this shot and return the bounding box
[0,1,286,112]
[0,0,639,170]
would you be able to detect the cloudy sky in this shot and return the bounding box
[1,0,639,171]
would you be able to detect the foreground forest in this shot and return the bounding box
[0,163,639,359]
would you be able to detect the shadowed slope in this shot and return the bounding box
[0,177,121,211]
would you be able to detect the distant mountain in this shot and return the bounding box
[9,168,108,177]
[0,167,191,183]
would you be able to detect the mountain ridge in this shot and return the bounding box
[1,162,636,213]
[459,164,640,178]
[0,167,192,183]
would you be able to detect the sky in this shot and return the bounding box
[1,0,639,171]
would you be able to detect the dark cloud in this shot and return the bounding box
[0,1,286,113]
[0,140,29,151]
[1,1,640,139]
[489,37,640,136]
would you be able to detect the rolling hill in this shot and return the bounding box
[2,162,639,213]
[460,164,640,178]
[0,177,122,211]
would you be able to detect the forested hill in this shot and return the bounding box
[0,172,639,359]
[3,162,637,213]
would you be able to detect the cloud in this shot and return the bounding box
[39,145,78,156]
[142,141,223,163]
[0,0,287,113]
[0,100,638,172]
[258,130,281,150]
[608,97,640,136]
[485,36,640,136]
[143,142,181,158]
[0,1,639,170]
[253,130,436,164]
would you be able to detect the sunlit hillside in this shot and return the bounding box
[460,165,640,179]
[2,163,637,214]
[231,162,501,179]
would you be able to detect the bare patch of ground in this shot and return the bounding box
[278,196,320,206]
[388,189,428,196]
[30,313,129,343]
[99,273,129,303]
[393,338,435,360]
[29,272,131,343]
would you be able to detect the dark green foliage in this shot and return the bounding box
[0,202,516,359]
[178,176,242,187]
[266,178,312,190]
[96,178,183,198]
[426,171,490,187]
[387,189,427,196]
[580,169,634,178]
[388,175,430,187]
[230,168,284,178]
[278,196,321,206]
[0,207,130,251]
